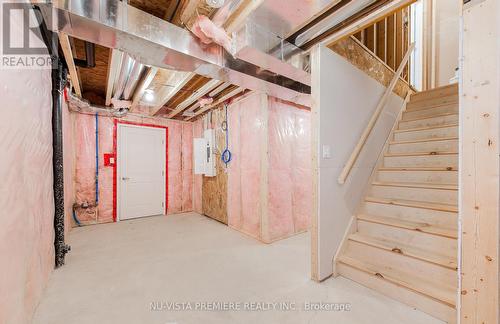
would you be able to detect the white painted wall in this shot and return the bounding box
[312,46,404,280]
[434,0,460,86]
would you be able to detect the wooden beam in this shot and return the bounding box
[185,87,245,121]
[167,79,222,118]
[151,72,194,116]
[58,33,82,96]
[105,49,122,106]
[130,67,158,112]
[460,0,499,323]
[387,14,396,70]
[322,0,416,49]
[223,0,264,33]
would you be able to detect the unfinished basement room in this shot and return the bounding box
[0,0,498,323]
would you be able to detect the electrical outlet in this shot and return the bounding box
[322,145,332,159]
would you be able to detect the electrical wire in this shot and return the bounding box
[221,104,232,167]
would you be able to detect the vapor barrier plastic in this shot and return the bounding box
[72,109,194,224]
[228,94,263,239]
[0,65,54,323]
[267,98,312,241]
[227,94,311,243]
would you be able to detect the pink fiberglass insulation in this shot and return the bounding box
[227,94,312,243]
[0,59,54,322]
[72,111,194,224]
[192,119,204,214]
[182,123,194,211]
[191,15,233,54]
[267,98,312,241]
[227,94,263,240]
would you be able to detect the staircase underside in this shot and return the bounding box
[336,83,459,323]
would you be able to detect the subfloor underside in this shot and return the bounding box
[33,213,442,324]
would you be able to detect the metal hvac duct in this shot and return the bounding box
[112,53,147,101]
[36,0,311,106]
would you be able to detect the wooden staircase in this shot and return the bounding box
[336,84,459,323]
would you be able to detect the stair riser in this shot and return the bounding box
[399,114,458,130]
[357,221,457,260]
[388,139,458,154]
[376,170,458,185]
[394,126,458,141]
[369,186,458,205]
[336,263,457,323]
[406,95,458,111]
[403,105,458,120]
[411,85,458,103]
[344,241,457,287]
[361,202,457,228]
[384,154,458,168]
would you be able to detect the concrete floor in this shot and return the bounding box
[33,213,442,324]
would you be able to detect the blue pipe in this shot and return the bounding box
[95,113,99,204]
[72,208,82,227]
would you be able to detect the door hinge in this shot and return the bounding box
[162,170,165,176]
[162,202,164,207]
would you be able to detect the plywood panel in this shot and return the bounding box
[202,107,228,224]
[74,39,109,105]
[329,37,410,98]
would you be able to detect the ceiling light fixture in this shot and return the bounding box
[206,0,225,9]
[144,90,155,102]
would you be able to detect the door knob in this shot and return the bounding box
[122,177,130,181]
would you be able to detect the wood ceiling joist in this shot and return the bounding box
[58,33,82,96]
[185,86,245,121]
[160,0,261,119]
[168,79,223,118]
[150,71,195,116]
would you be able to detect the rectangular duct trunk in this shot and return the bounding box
[36,1,311,106]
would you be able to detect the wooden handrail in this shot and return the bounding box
[338,43,415,185]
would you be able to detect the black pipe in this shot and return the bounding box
[34,5,71,267]
[74,42,96,68]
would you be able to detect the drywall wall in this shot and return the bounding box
[0,38,54,324]
[311,46,404,281]
[459,0,499,322]
[71,111,194,224]
[433,0,459,87]
[227,93,312,243]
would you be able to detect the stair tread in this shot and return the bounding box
[371,181,457,190]
[348,233,457,270]
[385,151,458,157]
[406,101,458,112]
[365,196,458,213]
[357,213,458,239]
[389,136,458,145]
[411,84,458,100]
[337,255,456,307]
[401,112,458,123]
[394,123,458,133]
[379,167,458,171]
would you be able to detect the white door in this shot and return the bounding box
[117,124,166,220]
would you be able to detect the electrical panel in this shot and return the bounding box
[204,129,216,177]
[193,129,217,177]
